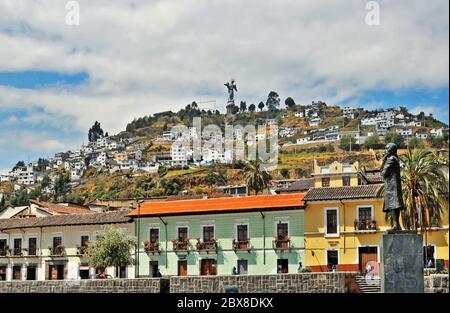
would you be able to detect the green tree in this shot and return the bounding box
[53,173,71,201]
[408,137,424,149]
[398,149,448,230]
[239,101,247,113]
[203,167,226,186]
[248,104,256,112]
[86,225,135,272]
[280,168,290,178]
[10,188,29,206]
[364,134,381,150]
[41,174,52,190]
[339,135,357,151]
[258,101,265,111]
[384,132,405,148]
[12,161,25,171]
[243,158,272,195]
[88,121,105,142]
[0,196,6,210]
[266,91,280,111]
[284,97,296,109]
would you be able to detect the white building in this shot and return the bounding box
[309,117,322,127]
[396,128,413,137]
[171,143,189,167]
[343,106,356,119]
[0,211,134,281]
[294,112,304,118]
[415,132,428,139]
[11,166,38,185]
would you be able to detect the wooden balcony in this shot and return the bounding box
[144,242,161,255]
[273,238,291,250]
[196,240,218,253]
[232,239,251,252]
[172,240,190,253]
[355,219,377,231]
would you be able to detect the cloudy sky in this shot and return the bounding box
[0,0,448,171]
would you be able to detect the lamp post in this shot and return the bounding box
[136,199,144,278]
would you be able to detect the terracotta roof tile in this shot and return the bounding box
[0,211,130,230]
[128,193,306,217]
[31,200,92,215]
[304,184,382,201]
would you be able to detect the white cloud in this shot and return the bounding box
[0,130,79,153]
[0,0,447,137]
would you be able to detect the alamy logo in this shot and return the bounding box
[170,117,279,170]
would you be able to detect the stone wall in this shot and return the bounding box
[424,274,449,293]
[0,278,169,293]
[170,272,359,293]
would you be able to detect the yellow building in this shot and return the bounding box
[304,184,449,272]
[312,160,360,188]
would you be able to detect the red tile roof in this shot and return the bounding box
[31,200,92,215]
[128,193,306,217]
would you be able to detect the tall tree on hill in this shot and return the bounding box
[53,173,71,201]
[239,101,247,113]
[258,101,265,111]
[266,91,280,111]
[248,104,256,112]
[243,158,272,195]
[12,161,25,171]
[384,132,405,148]
[88,121,105,142]
[285,97,296,109]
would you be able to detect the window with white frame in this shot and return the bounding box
[149,228,159,244]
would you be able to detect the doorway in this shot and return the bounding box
[237,260,248,275]
[178,260,187,276]
[327,250,339,272]
[48,264,65,280]
[423,245,435,268]
[200,259,217,276]
[0,265,6,281]
[26,266,37,280]
[277,259,288,273]
[149,261,159,277]
[358,246,378,273]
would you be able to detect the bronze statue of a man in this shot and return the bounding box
[380,143,405,231]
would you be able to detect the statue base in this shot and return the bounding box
[381,231,424,293]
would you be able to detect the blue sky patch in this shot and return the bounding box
[0,70,88,89]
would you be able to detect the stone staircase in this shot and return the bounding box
[355,275,381,293]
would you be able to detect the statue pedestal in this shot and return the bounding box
[381,231,424,293]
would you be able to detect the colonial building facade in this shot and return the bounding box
[0,211,134,281]
[129,194,306,277]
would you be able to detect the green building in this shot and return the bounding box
[128,194,306,277]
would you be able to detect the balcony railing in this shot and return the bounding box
[144,241,160,254]
[196,239,218,252]
[13,248,23,256]
[232,239,250,251]
[49,246,65,256]
[355,219,377,231]
[273,238,291,250]
[0,248,10,256]
[172,239,190,253]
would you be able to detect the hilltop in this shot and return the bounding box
[0,98,448,208]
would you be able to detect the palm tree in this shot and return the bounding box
[400,149,448,230]
[243,158,272,195]
[378,148,449,230]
